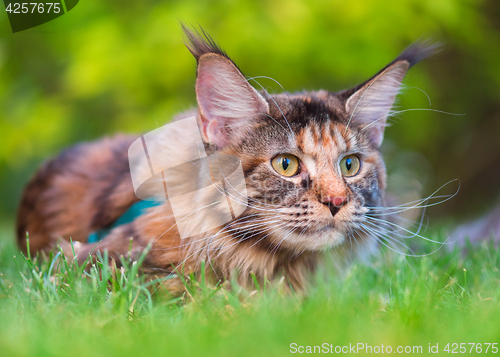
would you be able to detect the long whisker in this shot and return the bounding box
[365,215,449,245]
[368,179,460,217]
[269,225,297,257]
[359,108,465,135]
[171,220,287,276]
[149,212,279,252]
[290,225,312,259]
[349,84,433,131]
[359,226,423,257]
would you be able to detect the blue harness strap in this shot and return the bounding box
[87,200,163,243]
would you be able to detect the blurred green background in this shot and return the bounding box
[0,0,499,228]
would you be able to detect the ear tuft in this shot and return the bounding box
[393,39,441,68]
[182,24,230,63]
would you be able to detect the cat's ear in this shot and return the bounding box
[195,54,269,147]
[345,61,409,147]
[183,26,269,148]
[345,42,439,147]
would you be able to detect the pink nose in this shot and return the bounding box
[332,196,347,207]
[321,195,348,217]
[321,195,348,207]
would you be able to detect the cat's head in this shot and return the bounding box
[185,27,436,253]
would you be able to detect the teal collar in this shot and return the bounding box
[88,200,163,243]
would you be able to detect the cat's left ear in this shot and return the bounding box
[345,61,408,147]
[345,42,438,147]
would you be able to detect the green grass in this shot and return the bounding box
[0,226,499,357]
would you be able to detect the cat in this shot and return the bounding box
[16,27,437,291]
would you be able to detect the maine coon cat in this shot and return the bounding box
[16,28,436,291]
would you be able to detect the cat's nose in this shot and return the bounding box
[322,196,347,217]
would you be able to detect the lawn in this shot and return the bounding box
[0,224,499,356]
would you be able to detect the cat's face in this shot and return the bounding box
[184,27,433,253]
[235,93,386,251]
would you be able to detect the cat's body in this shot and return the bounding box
[16,28,436,291]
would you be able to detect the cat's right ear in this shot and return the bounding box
[195,54,269,148]
[184,27,269,148]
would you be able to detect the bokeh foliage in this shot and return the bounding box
[1,0,499,223]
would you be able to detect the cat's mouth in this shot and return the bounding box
[269,220,348,251]
[300,223,335,234]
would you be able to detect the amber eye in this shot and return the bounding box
[340,155,361,177]
[271,154,300,177]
